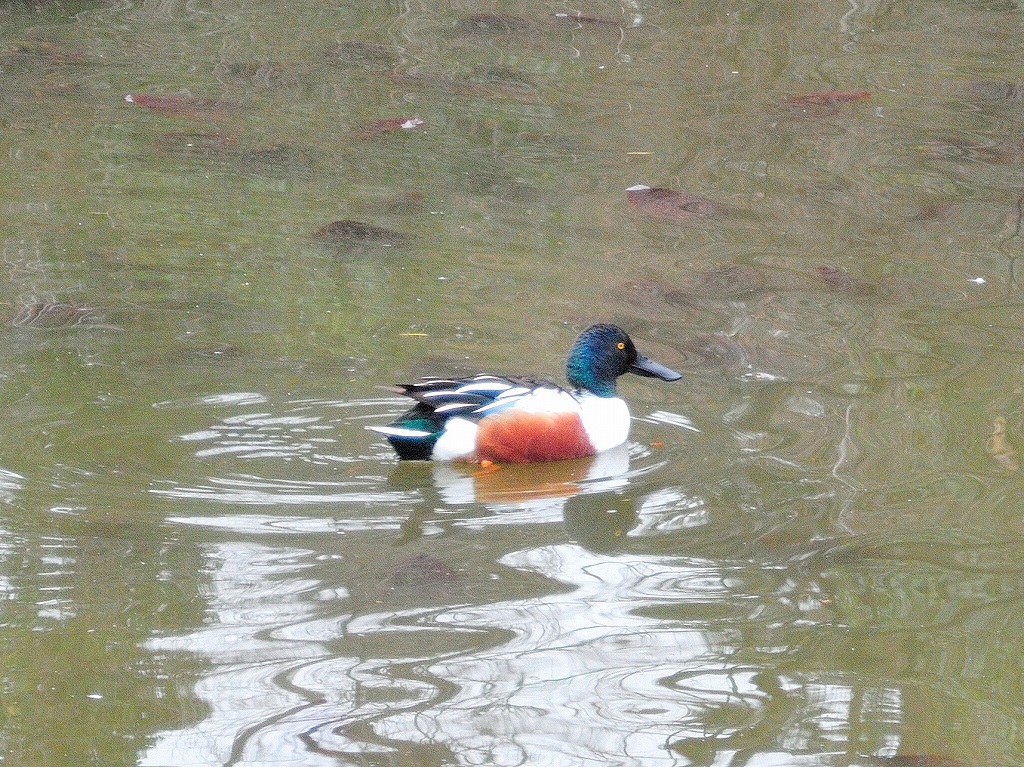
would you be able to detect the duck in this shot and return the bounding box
[369,324,681,463]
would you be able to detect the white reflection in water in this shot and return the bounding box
[631,487,709,535]
[36,535,78,622]
[140,539,910,766]
[153,392,269,409]
[0,467,24,601]
[353,545,719,766]
[162,513,408,535]
[0,466,24,504]
[152,473,419,506]
[141,542,342,767]
[643,410,701,433]
[178,408,337,458]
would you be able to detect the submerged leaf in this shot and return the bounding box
[781,90,870,117]
[626,184,729,223]
[909,202,955,222]
[313,219,407,247]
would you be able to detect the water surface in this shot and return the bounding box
[1,1,1023,765]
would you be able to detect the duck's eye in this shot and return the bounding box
[617,342,625,350]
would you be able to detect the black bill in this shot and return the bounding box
[630,354,682,381]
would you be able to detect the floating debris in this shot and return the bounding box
[626,184,729,223]
[11,302,102,329]
[986,415,1018,471]
[356,116,424,138]
[124,93,235,116]
[781,90,870,117]
[191,342,240,359]
[313,219,407,247]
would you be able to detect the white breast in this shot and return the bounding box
[577,394,631,452]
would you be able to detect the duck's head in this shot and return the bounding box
[566,324,682,397]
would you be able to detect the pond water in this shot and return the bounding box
[2,1,1023,765]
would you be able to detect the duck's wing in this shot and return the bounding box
[388,374,558,419]
[369,375,531,459]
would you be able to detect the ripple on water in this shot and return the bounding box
[153,470,419,509]
[136,523,995,766]
[154,392,269,409]
[141,543,340,767]
[0,466,24,505]
[152,395,427,534]
[160,394,395,462]
[155,389,695,532]
[145,537,735,763]
[344,545,724,765]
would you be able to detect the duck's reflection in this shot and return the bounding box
[428,444,631,506]
[384,444,640,543]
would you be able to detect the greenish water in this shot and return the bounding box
[1,1,1023,765]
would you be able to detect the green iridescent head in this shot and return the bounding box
[565,324,681,397]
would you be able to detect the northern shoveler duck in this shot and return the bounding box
[369,324,682,463]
